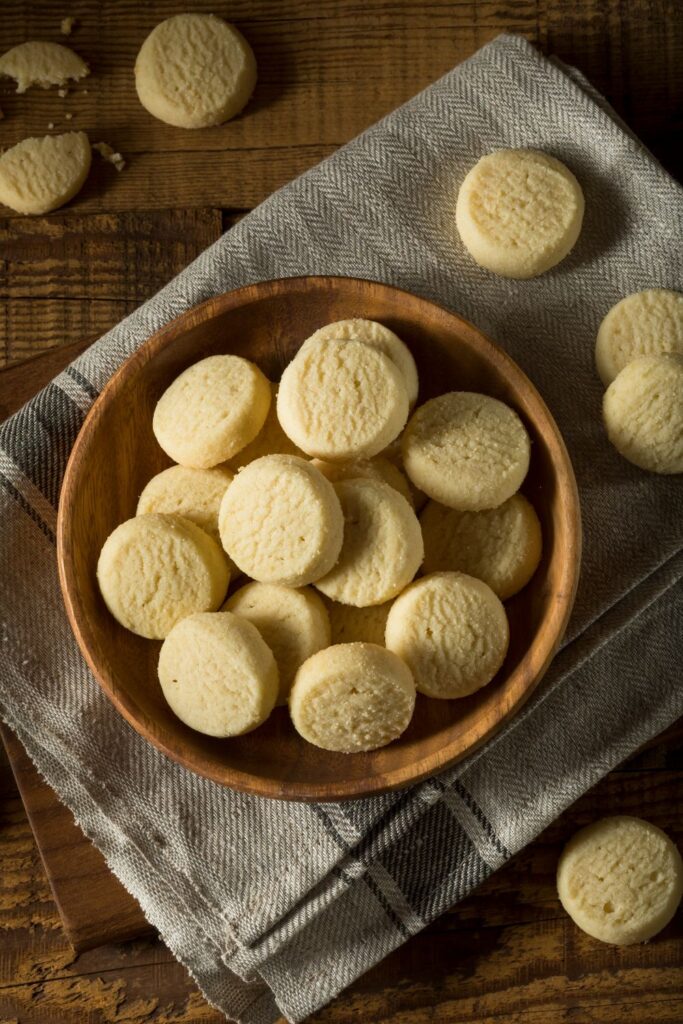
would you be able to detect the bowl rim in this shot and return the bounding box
[57,274,582,801]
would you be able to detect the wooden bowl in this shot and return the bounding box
[57,276,580,802]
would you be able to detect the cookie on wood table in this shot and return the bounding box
[229,383,305,469]
[152,355,271,468]
[311,455,413,505]
[557,816,683,945]
[402,392,530,510]
[289,643,415,753]
[224,581,331,704]
[385,571,509,698]
[303,319,419,407]
[219,455,343,587]
[315,478,423,607]
[137,464,234,545]
[135,13,257,128]
[0,41,89,92]
[456,149,584,278]
[0,133,91,215]
[97,513,230,639]
[324,597,393,647]
[595,289,683,386]
[420,493,542,599]
[277,337,409,461]
[158,612,278,737]
[602,354,683,474]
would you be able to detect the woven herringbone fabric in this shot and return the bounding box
[1,35,682,1023]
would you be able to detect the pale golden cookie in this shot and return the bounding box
[420,494,542,599]
[153,355,271,469]
[311,456,413,505]
[304,319,419,407]
[602,354,683,474]
[456,149,584,278]
[137,464,234,545]
[324,597,393,647]
[229,383,305,469]
[289,643,415,753]
[0,41,88,92]
[135,13,257,128]
[557,816,683,945]
[225,581,330,704]
[219,455,343,586]
[595,289,683,386]
[158,611,278,737]
[315,478,423,607]
[0,132,91,215]
[277,337,409,461]
[402,392,530,510]
[97,513,229,640]
[385,571,509,698]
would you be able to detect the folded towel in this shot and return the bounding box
[1,33,681,1024]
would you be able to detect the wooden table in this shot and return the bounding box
[1,2,681,1021]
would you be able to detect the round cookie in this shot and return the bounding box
[314,478,423,607]
[602,354,683,474]
[595,289,683,386]
[385,572,509,698]
[219,455,343,586]
[289,643,416,753]
[229,383,305,469]
[311,456,413,505]
[456,149,584,278]
[135,13,257,129]
[303,319,419,407]
[158,612,278,737]
[153,355,271,469]
[420,494,542,599]
[0,132,91,215]
[402,392,530,510]
[557,816,683,946]
[137,464,234,545]
[0,41,89,93]
[224,582,331,704]
[97,513,229,639]
[324,597,393,647]
[277,337,409,461]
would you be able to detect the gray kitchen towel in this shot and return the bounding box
[1,33,682,1023]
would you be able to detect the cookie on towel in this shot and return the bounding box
[277,337,409,461]
[158,611,278,737]
[557,816,683,945]
[402,392,530,510]
[289,643,415,753]
[224,581,331,704]
[456,149,584,278]
[0,132,91,215]
[385,571,509,698]
[97,513,229,639]
[595,289,683,386]
[0,41,89,92]
[602,354,683,474]
[219,455,343,586]
[314,478,423,607]
[153,355,271,468]
[311,456,413,505]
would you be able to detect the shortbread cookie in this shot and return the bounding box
[324,597,393,647]
[277,338,409,460]
[557,816,683,946]
[158,611,278,737]
[595,289,683,386]
[602,354,683,474]
[0,132,91,215]
[456,149,584,278]
[315,478,423,607]
[137,464,234,545]
[229,383,304,469]
[153,355,271,468]
[135,13,257,128]
[385,572,509,698]
[219,455,343,586]
[304,319,419,407]
[0,41,89,93]
[420,494,542,599]
[225,582,330,704]
[402,392,530,510]
[289,643,415,753]
[97,513,229,639]
[311,456,413,505]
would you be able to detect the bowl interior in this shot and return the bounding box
[58,276,579,801]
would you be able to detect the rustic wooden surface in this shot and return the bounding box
[1,0,682,1020]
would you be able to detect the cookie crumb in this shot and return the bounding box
[65,112,73,120]
[57,87,68,98]
[60,16,77,35]
[47,121,55,129]
[93,141,126,172]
